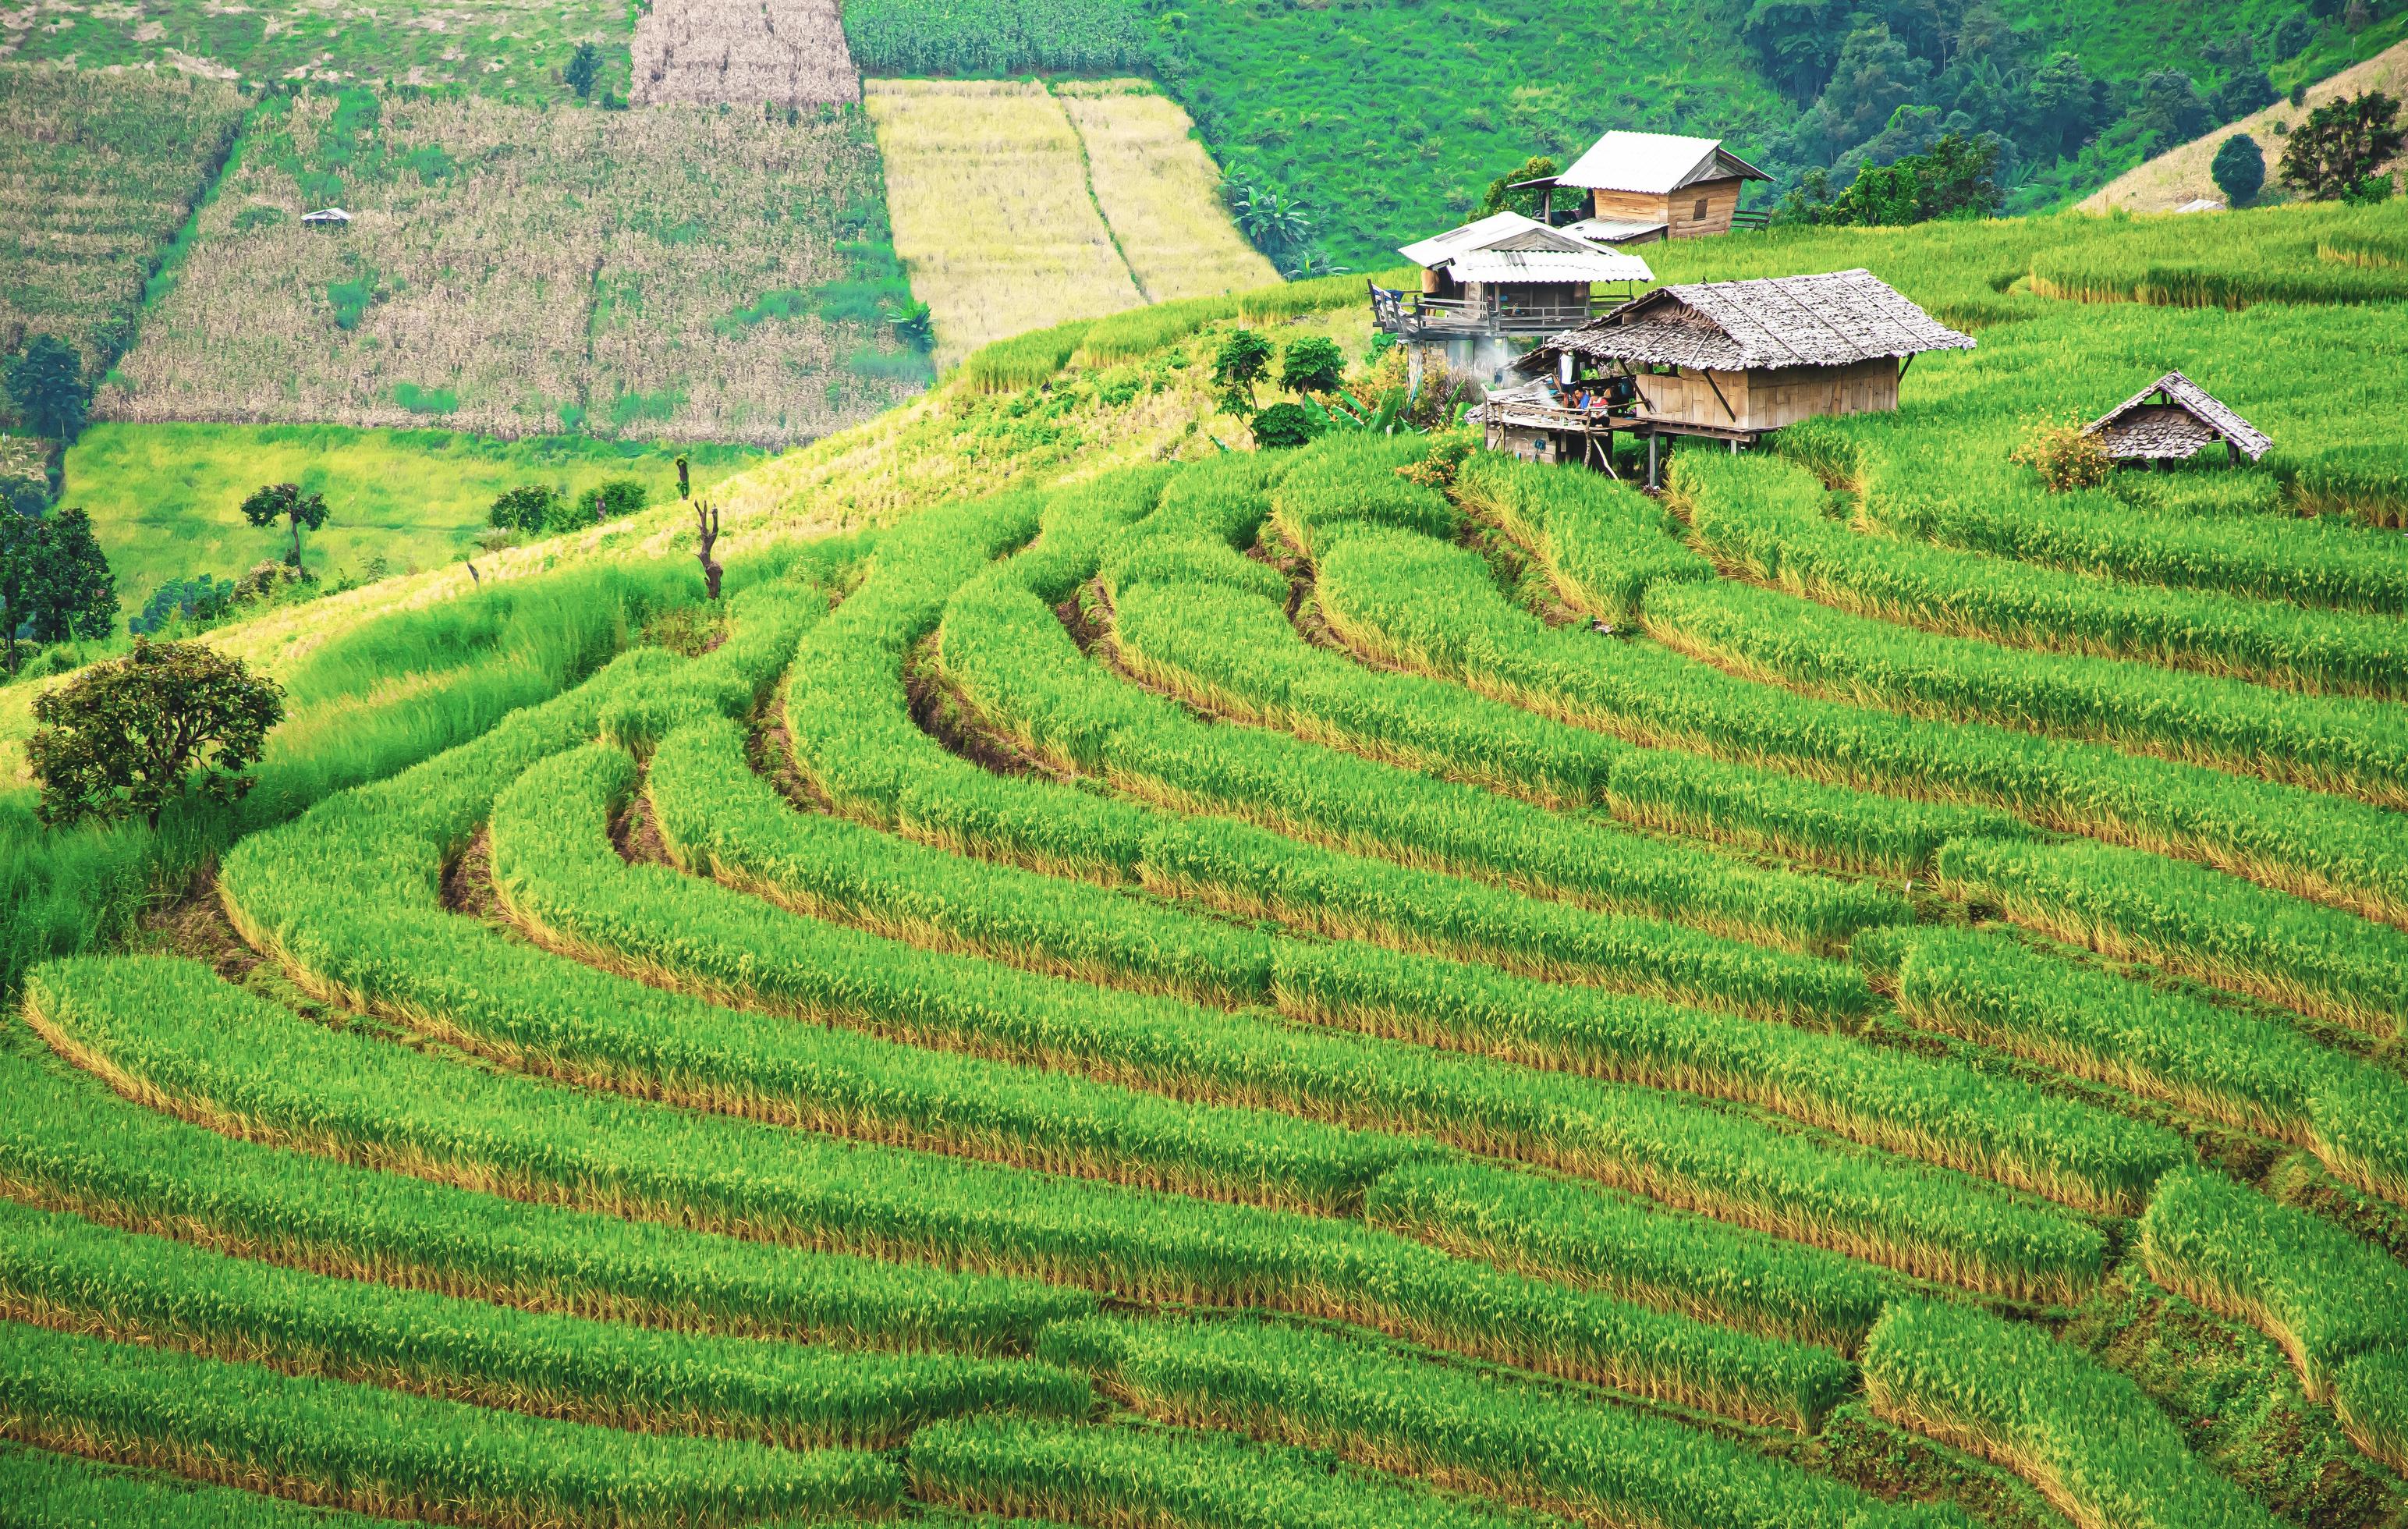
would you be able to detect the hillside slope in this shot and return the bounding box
[2080,37,2408,212]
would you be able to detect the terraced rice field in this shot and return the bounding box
[7,197,2408,1529]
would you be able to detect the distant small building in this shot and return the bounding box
[2170,198,2228,215]
[1477,268,1974,483]
[2084,371,2270,465]
[1371,211,1652,383]
[1516,131,1774,243]
[301,207,353,225]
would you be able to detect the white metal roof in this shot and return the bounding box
[1442,248,1654,283]
[1555,131,1771,193]
[1397,210,1652,283]
[1562,215,1669,246]
[300,207,353,223]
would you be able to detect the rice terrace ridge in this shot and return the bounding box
[1,0,2407,1525]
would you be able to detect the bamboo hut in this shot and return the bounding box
[1370,211,1652,384]
[1478,268,1974,482]
[2083,371,2270,465]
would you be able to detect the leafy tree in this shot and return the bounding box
[1798,131,2002,225]
[1250,402,1323,449]
[1282,250,1349,279]
[2270,14,2314,60]
[1,474,45,518]
[576,477,648,526]
[565,41,602,99]
[5,335,88,444]
[1279,337,1346,397]
[1475,155,1559,219]
[2211,133,2267,205]
[239,483,330,569]
[2026,52,2107,159]
[1821,23,1933,148]
[1211,329,1273,413]
[1225,185,1314,258]
[2136,69,2212,147]
[1743,0,1850,100]
[28,637,284,826]
[2281,90,2405,199]
[488,484,561,532]
[2211,69,2278,123]
[0,509,116,674]
[128,575,236,637]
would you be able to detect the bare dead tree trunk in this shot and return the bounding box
[676,453,690,502]
[694,498,722,601]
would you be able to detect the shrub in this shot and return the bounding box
[2009,413,2113,491]
[488,484,562,531]
[1250,401,1323,449]
[1278,335,1346,396]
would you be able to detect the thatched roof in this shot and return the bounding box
[1397,211,1654,285]
[1520,269,1974,374]
[2083,371,2270,460]
[1556,132,1771,193]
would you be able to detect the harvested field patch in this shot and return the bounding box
[632,0,860,107]
[866,78,1144,367]
[98,87,927,448]
[0,62,242,385]
[1055,80,1278,302]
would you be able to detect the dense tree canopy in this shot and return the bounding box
[2281,90,2405,200]
[28,638,283,826]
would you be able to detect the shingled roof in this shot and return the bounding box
[1521,268,1974,374]
[2083,371,2271,461]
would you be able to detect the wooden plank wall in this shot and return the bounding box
[1588,177,1746,239]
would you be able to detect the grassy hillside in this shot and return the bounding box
[3,194,2408,1529]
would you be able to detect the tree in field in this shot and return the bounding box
[2281,91,2405,199]
[1280,337,1346,398]
[693,498,722,601]
[28,638,284,826]
[1476,156,1560,220]
[566,42,602,99]
[0,509,117,675]
[1799,132,2002,226]
[239,483,330,569]
[5,335,88,444]
[1211,329,1274,414]
[488,484,562,532]
[2212,134,2267,205]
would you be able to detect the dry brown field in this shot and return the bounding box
[631,0,860,107]
[0,63,243,377]
[1055,79,1279,300]
[865,78,1144,366]
[98,88,920,448]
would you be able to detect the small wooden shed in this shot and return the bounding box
[1530,131,1772,243]
[2083,371,2270,465]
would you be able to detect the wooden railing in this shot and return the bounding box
[1732,210,1769,231]
[1368,285,1622,339]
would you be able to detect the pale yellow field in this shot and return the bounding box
[865,79,1144,367]
[1055,79,1281,301]
[2079,38,2408,213]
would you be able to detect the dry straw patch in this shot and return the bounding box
[1054,80,1278,301]
[0,63,243,371]
[632,0,860,107]
[865,79,1144,366]
[101,89,918,449]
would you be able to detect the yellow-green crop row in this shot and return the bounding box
[1037,1314,1970,1529]
[1453,449,1714,624]
[2137,1169,2408,1403]
[1861,1299,2286,1529]
[26,954,1855,1432]
[0,1197,1087,1451]
[1932,835,2408,1046]
[1874,925,2408,1208]
[0,1318,898,1529]
[1643,578,2408,811]
[1314,502,2408,933]
[782,475,1869,1020]
[0,1036,1083,1355]
[1686,441,2408,700]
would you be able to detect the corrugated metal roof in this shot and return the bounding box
[1562,216,1669,245]
[1555,131,1771,193]
[1527,268,1975,371]
[1442,248,1654,283]
[1397,210,1554,268]
[2084,371,2270,459]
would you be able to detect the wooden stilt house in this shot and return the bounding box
[1516,131,1773,243]
[1475,268,1974,483]
[1369,210,1653,385]
[2083,371,2270,466]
